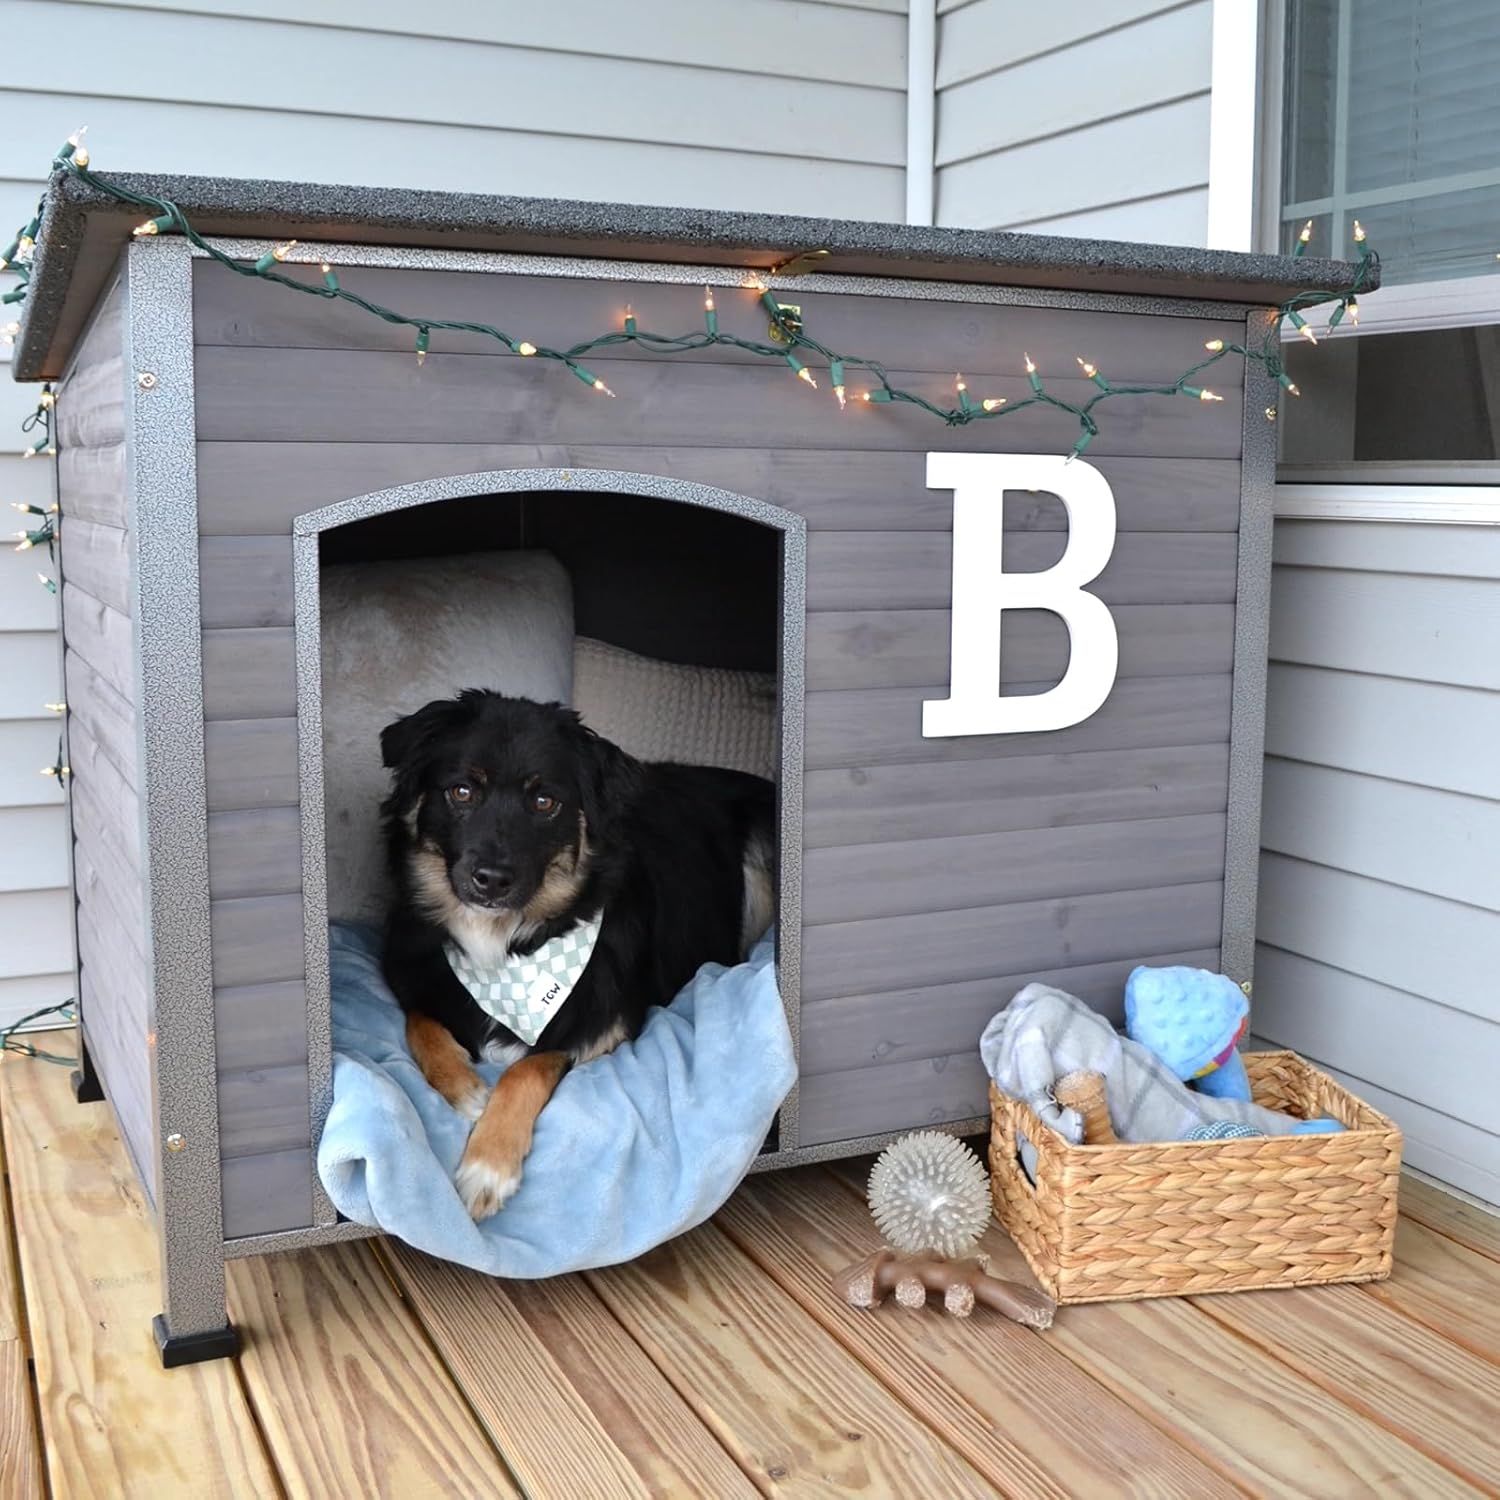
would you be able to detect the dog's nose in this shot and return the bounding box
[468,864,514,898]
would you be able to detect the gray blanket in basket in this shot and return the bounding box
[980,984,1329,1145]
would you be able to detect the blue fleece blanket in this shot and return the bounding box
[317,922,795,1277]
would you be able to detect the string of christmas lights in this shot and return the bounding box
[1,150,70,783]
[2,135,1377,467]
[9,380,62,779]
[0,145,77,1027]
[10,383,59,598]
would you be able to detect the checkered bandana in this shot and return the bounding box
[444,913,603,1047]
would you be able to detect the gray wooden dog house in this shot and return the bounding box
[12,170,1362,1362]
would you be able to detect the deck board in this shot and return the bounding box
[0,1104,23,1341]
[586,1220,999,1497]
[723,1167,1239,1499]
[385,1239,759,1499]
[4,1046,1500,1498]
[982,1245,1484,1499]
[492,1268,762,1499]
[0,1342,44,1500]
[226,1241,514,1499]
[828,1160,1488,1500]
[1363,1218,1500,1365]
[1192,1282,1500,1494]
[0,1054,278,1499]
[0,1115,43,1500]
[1394,1178,1500,1263]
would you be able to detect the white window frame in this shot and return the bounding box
[1258,0,1500,494]
[1276,482,1500,524]
[1208,0,1265,251]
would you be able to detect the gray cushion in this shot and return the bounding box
[319,551,573,921]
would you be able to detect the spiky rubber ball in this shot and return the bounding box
[867,1131,991,1258]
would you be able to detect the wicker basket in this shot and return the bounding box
[988,1051,1402,1304]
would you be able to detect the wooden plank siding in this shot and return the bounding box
[191,350,1243,455]
[198,545,1241,637]
[935,0,1214,239]
[193,264,1248,375]
[806,603,1236,690]
[797,879,1226,1138]
[191,257,1249,1181]
[195,445,1246,536]
[802,813,1228,926]
[797,945,1222,1075]
[62,650,137,787]
[221,1148,313,1240]
[1255,517,1500,1207]
[60,584,133,701]
[48,279,164,1198]
[803,741,1230,848]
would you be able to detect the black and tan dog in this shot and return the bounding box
[380,690,775,1218]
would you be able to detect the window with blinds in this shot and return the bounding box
[1277,1,1500,465]
[1281,0,1500,285]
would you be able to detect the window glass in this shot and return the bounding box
[1280,0,1500,284]
[1279,325,1500,463]
[1282,0,1336,203]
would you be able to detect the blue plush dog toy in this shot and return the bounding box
[1125,965,1253,1100]
[1125,965,1343,1135]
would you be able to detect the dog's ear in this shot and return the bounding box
[569,719,643,847]
[380,695,477,775]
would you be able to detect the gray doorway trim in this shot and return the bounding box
[291,466,809,1193]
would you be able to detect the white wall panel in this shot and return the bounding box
[1259,512,1500,1206]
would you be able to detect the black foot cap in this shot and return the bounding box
[71,1037,104,1103]
[70,1066,104,1104]
[152,1314,240,1368]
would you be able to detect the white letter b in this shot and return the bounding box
[922,453,1119,738]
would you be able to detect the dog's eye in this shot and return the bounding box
[529,791,558,816]
[447,783,474,806]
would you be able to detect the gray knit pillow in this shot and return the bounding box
[572,637,776,780]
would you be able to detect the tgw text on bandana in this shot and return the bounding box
[445,914,602,1047]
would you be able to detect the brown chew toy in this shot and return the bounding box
[832,1249,1055,1327]
[1053,1069,1117,1144]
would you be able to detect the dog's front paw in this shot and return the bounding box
[454,1078,490,1124]
[454,1140,523,1220]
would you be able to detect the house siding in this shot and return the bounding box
[934,0,1213,239]
[1253,516,1500,1208]
[0,0,907,235]
[0,375,73,1031]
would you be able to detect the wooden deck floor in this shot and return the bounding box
[3,1048,1500,1498]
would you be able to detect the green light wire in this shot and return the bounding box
[0,999,77,1066]
[10,146,1377,458]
